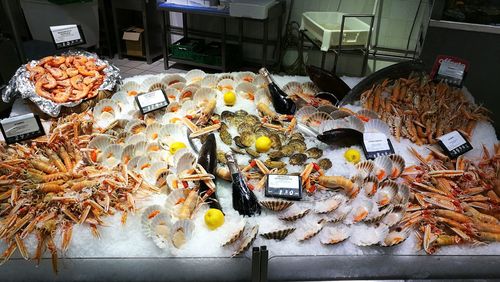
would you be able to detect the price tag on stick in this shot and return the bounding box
[437,130,472,158]
[49,24,86,49]
[135,89,170,115]
[362,132,395,160]
[431,55,469,87]
[0,113,45,144]
[265,174,302,200]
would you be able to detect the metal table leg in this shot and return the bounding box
[182,13,188,38]
[142,2,152,64]
[221,17,227,71]
[262,20,268,67]
[111,2,122,59]
[165,11,171,69]
[321,52,326,69]
[161,11,168,70]
[2,0,26,62]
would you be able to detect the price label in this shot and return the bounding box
[135,89,170,114]
[0,113,45,144]
[362,132,395,160]
[431,55,469,87]
[49,24,86,49]
[265,174,302,200]
[437,130,472,158]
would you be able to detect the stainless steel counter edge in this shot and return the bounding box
[429,20,500,35]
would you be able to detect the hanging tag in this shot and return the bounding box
[431,55,469,87]
[362,132,395,160]
[49,24,86,49]
[0,113,45,144]
[265,174,302,200]
[135,89,170,115]
[437,130,472,158]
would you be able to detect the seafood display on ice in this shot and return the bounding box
[402,145,500,254]
[360,73,490,144]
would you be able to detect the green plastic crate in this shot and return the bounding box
[192,42,241,66]
[170,38,204,60]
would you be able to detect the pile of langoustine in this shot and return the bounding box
[0,112,157,273]
[360,74,490,145]
[26,55,107,103]
[402,144,500,254]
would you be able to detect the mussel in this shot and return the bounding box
[198,134,223,211]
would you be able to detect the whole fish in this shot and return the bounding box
[197,134,223,211]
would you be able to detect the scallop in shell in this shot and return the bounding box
[93,99,120,129]
[217,78,236,91]
[301,81,320,95]
[355,160,375,178]
[235,82,256,100]
[170,219,194,249]
[164,88,180,103]
[330,109,353,120]
[232,225,258,257]
[173,149,196,174]
[235,71,255,83]
[381,226,410,247]
[365,204,394,223]
[388,154,405,179]
[222,222,246,247]
[144,111,164,126]
[351,199,374,223]
[314,194,346,214]
[356,109,379,121]
[259,199,294,212]
[88,135,113,152]
[326,205,352,223]
[99,144,123,168]
[150,212,172,249]
[141,205,164,237]
[193,87,216,104]
[111,91,135,111]
[121,81,141,96]
[125,120,147,135]
[376,180,398,207]
[179,85,199,102]
[297,219,326,241]
[373,156,393,181]
[162,74,186,86]
[382,206,405,227]
[350,224,388,247]
[295,106,318,124]
[144,161,169,186]
[279,207,310,222]
[145,123,163,141]
[136,156,153,175]
[185,69,206,85]
[305,112,332,129]
[170,82,186,91]
[362,175,379,197]
[201,74,218,88]
[260,227,296,241]
[320,225,351,245]
[141,77,165,92]
[282,81,302,96]
[364,118,391,136]
[127,156,141,172]
[394,183,410,208]
[130,141,148,157]
[121,144,137,164]
[164,189,188,214]
[344,115,365,132]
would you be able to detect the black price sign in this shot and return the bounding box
[49,24,86,49]
[0,113,45,144]
[135,89,170,115]
[362,132,395,160]
[265,174,302,200]
[437,130,472,158]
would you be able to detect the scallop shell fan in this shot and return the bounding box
[320,225,351,245]
[141,205,165,237]
[170,219,195,249]
[141,77,165,92]
[259,200,294,212]
[235,71,255,83]
[193,87,217,104]
[260,227,296,241]
[201,74,218,88]
[121,81,141,93]
[185,69,206,85]
[162,74,186,86]
[150,212,172,249]
[232,225,258,257]
[295,106,318,124]
[364,119,391,135]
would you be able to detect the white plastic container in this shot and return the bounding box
[300,12,370,51]
[20,0,99,48]
[229,0,277,19]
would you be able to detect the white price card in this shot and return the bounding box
[49,24,85,49]
[0,113,45,144]
[362,132,394,159]
[265,174,302,199]
[436,60,466,86]
[437,130,472,158]
[135,89,170,114]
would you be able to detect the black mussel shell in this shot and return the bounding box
[306,65,351,100]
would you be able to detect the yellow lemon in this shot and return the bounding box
[204,208,225,230]
[344,148,361,164]
[255,136,272,153]
[223,91,236,106]
[169,141,186,155]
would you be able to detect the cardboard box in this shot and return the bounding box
[122,27,144,57]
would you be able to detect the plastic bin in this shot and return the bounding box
[192,42,241,66]
[300,11,370,51]
[170,38,204,60]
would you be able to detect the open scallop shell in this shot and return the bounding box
[161,112,182,124]
[297,219,326,241]
[201,74,218,88]
[185,69,206,85]
[306,112,332,129]
[136,156,153,175]
[356,109,379,121]
[350,200,374,223]
[111,91,135,111]
[364,119,391,136]
[326,205,352,223]
[253,74,266,88]
[125,120,147,135]
[121,81,141,95]
[314,194,346,214]
[260,227,296,241]
[394,183,410,208]
[382,206,406,227]
[343,115,365,132]
[317,105,339,114]
[350,224,388,247]
[121,144,137,164]
[222,222,246,247]
[88,135,113,151]
[179,85,199,102]
[355,160,375,178]
[320,225,351,245]
[260,200,294,212]
[145,123,163,141]
[159,124,184,141]
[235,71,255,83]
[173,149,196,174]
[232,225,258,257]
[279,207,310,222]
[93,99,120,128]
[163,88,180,104]
[373,156,393,181]
[150,212,172,249]
[254,88,271,104]
[330,110,353,120]
[295,106,318,124]
[282,81,302,96]
[365,204,394,223]
[141,205,164,237]
[376,180,398,207]
[170,82,186,91]
[164,189,188,214]
[235,82,256,100]
[170,219,194,249]
[388,154,405,179]
[193,87,217,104]
[381,227,410,247]
[99,144,123,168]
[125,134,147,146]
[362,175,379,197]
[144,161,169,185]
[162,74,186,86]
[217,78,236,91]
[142,77,165,92]
[301,81,320,95]
[144,111,165,126]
